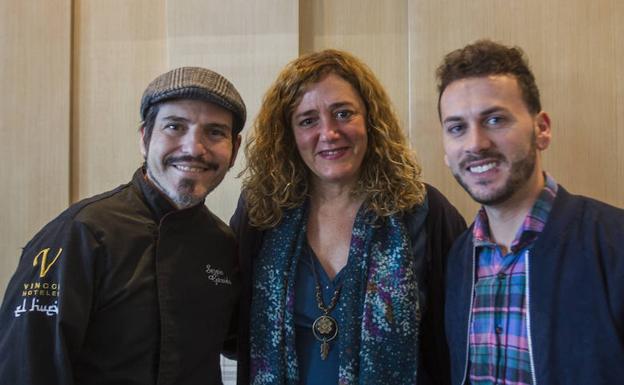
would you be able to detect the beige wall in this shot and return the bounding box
[409,0,624,218]
[0,0,71,296]
[1,0,622,298]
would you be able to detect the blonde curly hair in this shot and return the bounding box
[242,49,425,228]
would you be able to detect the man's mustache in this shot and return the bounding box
[458,150,505,169]
[164,155,219,171]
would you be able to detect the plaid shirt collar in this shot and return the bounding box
[473,173,559,253]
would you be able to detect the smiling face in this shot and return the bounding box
[291,73,368,191]
[440,75,551,207]
[140,99,240,209]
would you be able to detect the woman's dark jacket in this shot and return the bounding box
[231,184,466,385]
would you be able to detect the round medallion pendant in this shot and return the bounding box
[312,315,338,342]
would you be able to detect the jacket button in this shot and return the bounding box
[495,326,503,334]
[497,272,506,280]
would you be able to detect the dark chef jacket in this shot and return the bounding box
[0,168,240,385]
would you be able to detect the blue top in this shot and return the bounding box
[294,244,345,385]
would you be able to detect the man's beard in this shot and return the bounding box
[454,136,537,206]
[143,151,221,209]
[173,177,205,208]
[147,167,205,209]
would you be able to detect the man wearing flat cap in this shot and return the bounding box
[0,67,245,385]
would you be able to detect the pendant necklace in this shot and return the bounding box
[309,246,341,360]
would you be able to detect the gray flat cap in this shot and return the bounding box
[140,67,246,134]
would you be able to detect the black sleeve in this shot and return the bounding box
[0,217,101,385]
[419,184,467,385]
[229,193,246,238]
[229,193,263,385]
[229,192,263,281]
[219,195,249,362]
[221,301,239,360]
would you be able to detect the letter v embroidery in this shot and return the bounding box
[33,248,63,278]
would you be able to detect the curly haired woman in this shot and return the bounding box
[231,49,466,385]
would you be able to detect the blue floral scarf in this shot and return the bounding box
[250,202,421,385]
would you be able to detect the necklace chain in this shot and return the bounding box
[309,244,342,314]
[308,244,341,360]
[315,281,341,314]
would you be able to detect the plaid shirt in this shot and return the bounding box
[468,174,558,385]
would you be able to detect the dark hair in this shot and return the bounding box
[140,104,160,151]
[436,39,542,118]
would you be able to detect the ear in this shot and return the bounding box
[444,153,450,167]
[229,134,242,168]
[140,126,147,158]
[534,111,552,151]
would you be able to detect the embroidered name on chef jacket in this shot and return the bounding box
[205,264,232,285]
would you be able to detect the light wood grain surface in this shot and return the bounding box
[166,0,299,219]
[1,0,622,299]
[0,0,71,294]
[72,0,167,200]
[409,0,624,219]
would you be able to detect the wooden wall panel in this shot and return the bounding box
[0,0,71,296]
[409,0,624,220]
[300,0,409,132]
[2,0,622,302]
[614,0,624,205]
[166,0,299,220]
[72,0,167,200]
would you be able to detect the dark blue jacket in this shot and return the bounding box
[446,185,624,385]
